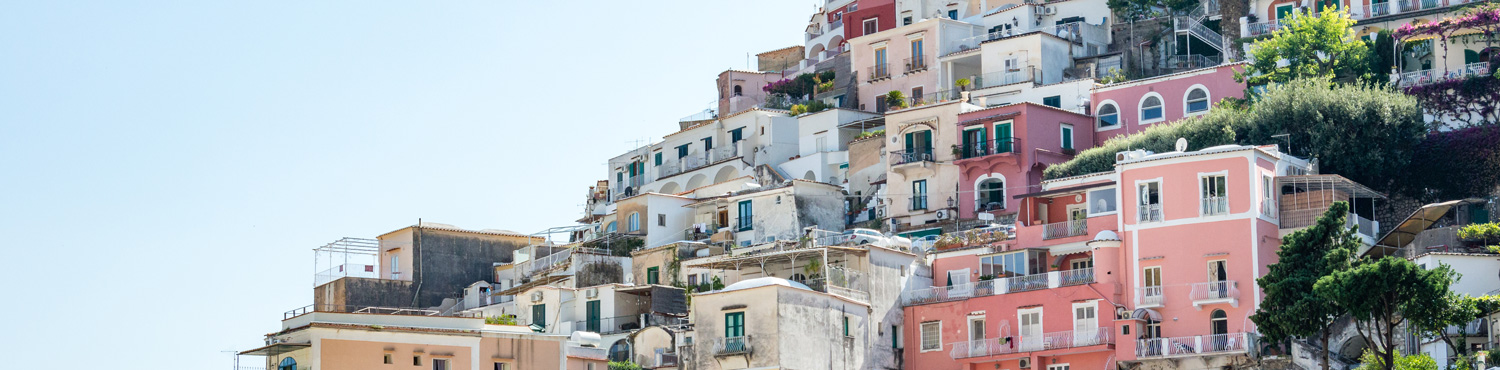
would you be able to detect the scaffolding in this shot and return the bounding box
[312,237,380,287]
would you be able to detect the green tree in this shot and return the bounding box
[1365,30,1396,83]
[1315,257,1462,370]
[1239,8,1369,86]
[1252,202,1362,370]
[608,361,642,370]
[1354,351,1439,370]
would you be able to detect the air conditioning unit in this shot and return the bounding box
[936,210,950,220]
[1019,357,1032,368]
[1042,6,1056,15]
[586,288,598,299]
[530,291,544,302]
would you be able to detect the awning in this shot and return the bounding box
[238,342,310,356]
[1048,241,1091,256]
[1131,308,1163,322]
[1013,181,1117,200]
[1368,198,1486,257]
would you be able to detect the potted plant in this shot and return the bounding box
[885,90,907,110]
[952,144,963,157]
[955,78,972,91]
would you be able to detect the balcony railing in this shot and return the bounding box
[900,268,1096,306]
[899,88,964,110]
[1189,281,1239,306]
[657,145,743,180]
[1370,2,1393,16]
[1397,62,1492,87]
[959,138,1018,159]
[566,345,609,360]
[890,148,934,166]
[1138,203,1163,222]
[1201,196,1228,216]
[1165,54,1221,70]
[950,328,1113,359]
[1042,21,1110,48]
[1137,286,1165,307]
[652,349,679,368]
[867,64,891,81]
[905,55,930,73]
[909,195,929,211]
[969,66,1039,89]
[574,314,690,335]
[803,266,872,302]
[1245,20,1281,37]
[1042,219,1088,240]
[715,336,751,355]
[1137,332,1249,358]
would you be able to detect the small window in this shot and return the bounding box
[1186,88,1209,114]
[654,152,662,166]
[414,356,423,366]
[730,127,745,142]
[1200,174,1228,216]
[676,144,689,159]
[383,354,392,364]
[1097,103,1119,128]
[658,214,666,226]
[628,212,640,231]
[892,325,902,348]
[703,137,713,151]
[732,85,743,96]
[1138,181,1161,222]
[921,321,942,351]
[433,359,449,370]
[863,18,878,35]
[1141,95,1163,122]
[903,16,913,25]
[843,316,851,336]
[495,363,508,370]
[1060,124,1074,150]
[948,9,958,19]
[1043,95,1061,108]
[586,363,595,370]
[648,267,660,285]
[279,357,297,370]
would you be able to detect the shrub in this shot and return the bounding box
[609,361,642,370]
[854,129,886,140]
[885,90,907,109]
[955,78,972,89]
[1042,107,1238,179]
[1402,125,1500,200]
[485,315,518,325]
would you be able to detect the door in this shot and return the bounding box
[717,208,729,229]
[995,122,1012,153]
[724,312,746,350]
[1068,204,1088,235]
[1275,4,1294,20]
[969,317,987,355]
[1210,309,1229,351]
[532,304,546,329]
[1143,267,1163,305]
[1207,260,1227,299]
[1073,303,1098,346]
[1019,310,1043,351]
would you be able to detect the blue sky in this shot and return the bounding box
[0,1,813,368]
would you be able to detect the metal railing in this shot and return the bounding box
[1042,219,1088,240]
[314,263,378,287]
[1137,286,1165,307]
[900,268,1096,306]
[905,55,930,73]
[1139,204,1163,222]
[657,145,743,179]
[1370,2,1392,16]
[1397,62,1492,87]
[1137,333,1249,358]
[1041,21,1110,48]
[652,348,679,367]
[1174,16,1224,51]
[900,88,964,109]
[867,64,891,81]
[1004,274,1050,293]
[890,148,934,166]
[283,304,477,319]
[1260,199,1277,217]
[1165,54,1221,70]
[1245,20,1281,37]
[1201,196,1228,216]
[969,66,1039,89]
[1190,281,1239,302]
[959,138,1018,159]
[715,336,751,355]
[951,328,1113,359]
[574,314,689,335]
[804,266,872,302]
[908,195,929,211]
[1058,268,1095,287]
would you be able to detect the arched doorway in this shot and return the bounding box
[976,176,1005,212]
[609,339,631,362]
[1210,309,1229,351]
[278,357,297,370]
[804,170,817,181]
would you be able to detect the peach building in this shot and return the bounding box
[849,17,984,112]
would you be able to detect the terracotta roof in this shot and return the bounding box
[378,224,541,240]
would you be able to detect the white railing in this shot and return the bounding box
[1201,196,1228,216]
[1137,286,1164,307]
[1189,281,1238,302]
[1175,16,1224,51]
[520,248,573,277]
[1041,22,1110,49]
[950,328,1111,359]
[1244,20,1281,37]
[314,263,378,286]
[1002,274,1050,293]
[970,66,1039,89]
[1397,62,1491,87]
[1370,2,1393,16]
[902,268,1096,306]
[1058,268,1095,287]
[566,345,609,360]
[1042,219,1088,239]
[1138,333,1249,358]
[1138,204,1163,222]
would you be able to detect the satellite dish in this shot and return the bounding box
[1175,138,1188,152]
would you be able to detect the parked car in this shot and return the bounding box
[837,228,912,249]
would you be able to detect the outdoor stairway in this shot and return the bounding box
[1172,0,1225,54]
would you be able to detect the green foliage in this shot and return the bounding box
[1042,105,1238,179]
[1365,30,1396,84]
[955,78,972,89]
[608,361,642,370]
[604,237,644,257]
[1458,222,1500,243]
[1354,351,1438,370]
[1402,125,1500,201]
[790,100,832,115]
[1252,202,1362,358]
[485,315,518,325]
[1239,8,1370,86]
[711,275,725,291]
[885,90,907,109]
[1315,257,1463,370]
[854,129,885,140]
[1098,68,1129,84]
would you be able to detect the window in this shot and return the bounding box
[658,214,666,227]
[903,16,913,25]
[843,316,851,336]
[1019,309,1043,350]
[1138,181,1161,222]
[920,321,942,351]
[605,221,617,233]
[1060,124,1074,150]
[628,212,640,231]
[654,152,662,166]
[586,364,595,370]
[1142,266,1163,306]
[732,85,743,96]
[702,137,713,151]
[863,18,878,35]
[1048,365,1072,370]
[1073,302,1097,337]
[1070,258,1094,270]
[948,9,959,19]
[1185,88,1209,114]
[911,39,924,62]
[384,354,393,364]
[903,130,932,158]
[875,47,888,76]
[977,178,1004,211]
[892,325,902,348]
[969,317,986,341]
[1275,4,1294,20]
[725,312,746,337]
[586,300,601,332]
[1043,95,1061,108]
[647,267,660,285]
[730,127,744,142]
[688,274,699,286]
[532,304,546,329]
[848,3,857,12]
[676,144,689,159]
[911,180,928,210]
[433,359,449,370]
[911,86,923,103]
[279,357,297,370]
[1097,103,1119,128]
[1210,309,1230,350]
[1140,95,1163,123]
[1261,175,1276,216]
[1087,188,1117,215]
[495,363,507,370]
[391,254,400,276]
[414,356,423,366]
[980,249,1046,278]
[737,200,753,231]
[1200,174,1228,216]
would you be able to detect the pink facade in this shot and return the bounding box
[1088,63,1246,145]
[955,103,1097,220]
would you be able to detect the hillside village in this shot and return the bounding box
[238,1,1500,370]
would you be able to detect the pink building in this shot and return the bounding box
[955,102,1096,221]
[1088,63,1246,145]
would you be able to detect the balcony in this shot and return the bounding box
[657,145,743,180]
[1136,332,1250,359]
[950,328,1113,359]
[900,268,1096,306]
[574,314,690,335]
[1138,204,1163,222]
[1165,54,1222,70]
[1397,62,1492,87]
[1042,219,1088,240]
[909,195,929,211]
[1370,2,1393,16]
[1244,20,1282,38]
[714,336,752,356]
[1189,281,1240,308]
[566,345,609,360]
[970,66,1039,89]
[1201,196,1228,216]
[890,148,934,167]
[898,89,964,110]
[867,64,891,81]
[958,138,1018,160]
[803,266,871,303]
[904,55,931,74]
[650,349,679,368]
[1137,286,1164,308]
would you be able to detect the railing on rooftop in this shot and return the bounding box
[905,55,931,73]
[1042,219,1088,240]
[657,145,743,180]
[804,266,872,302]
[959,138,1019,159]
[950,328,1112,359]
[574,313,689,335]
[283,304,480,320]
[1136,332,1249,358]
[1165,54,1221,70]
[314,263,378,287]
[1397,62,1491,87]
[900,268,1096,306]
[890,148,935,166]
[897,88,964,110]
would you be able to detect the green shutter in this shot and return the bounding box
[586,300,601,332]
[997,123,1012,153]
[725,312,745,337]
[532,304,546,328]
[904,132,914,152]
[843,316,850,336]
[648,267,660,285]
[1465,50,1481,64]
[655,153,662,166]
[1062,127,1073,150]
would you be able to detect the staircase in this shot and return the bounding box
[1172,0,1225,55]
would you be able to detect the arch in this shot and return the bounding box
[828,35,845,54]
[659,182,681,194]
[1139,92,1165,124]
[1210,309,1230,351]
[609,339,631,362]
[685,173,709,191]
[278,357,297,370]
[804,170,818,181]
[606,221,618,233]
[1095,99,1121,130]
[973,173,1008,212]
[713,166,740,184]
[732,85,743,97]
[1183,83,1210,116]
[808,43,827,60]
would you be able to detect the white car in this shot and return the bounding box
[837,228,912,249]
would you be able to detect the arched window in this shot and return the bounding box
[733,85,743,97]
[606,221,617,233]
[278,357,297,370]
[978,178,1005,211]
[1210,309,1230,351]
[1140,95,1164,123]
[1097,103,1119,128]
[1185,88,1209,114]
[608,339,631,362]
[628,213,641,231]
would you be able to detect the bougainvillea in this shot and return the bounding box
[1402,75,1500,128]
[1401,124,1500,200]
[1392,6,1500,41]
